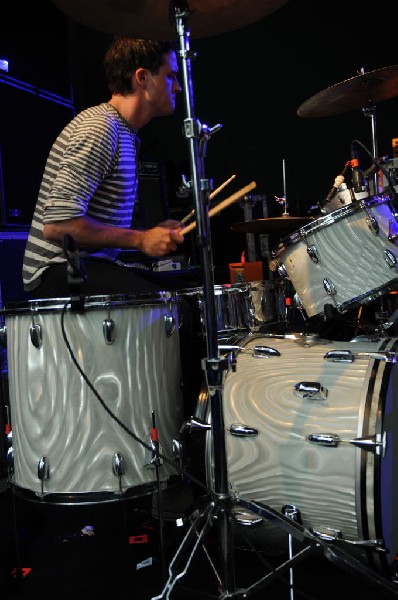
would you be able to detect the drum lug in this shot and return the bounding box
[306,244,319,263]
[324,349,397,363]
[323,278,336,299]
[30,304,42,348]
[307,432,385,455]
[37,456,50,497]
[384,248,397,268]
[294,381,328,401]
[324,349,355,362]
[112,452,125,495]
[112,452,125,476]
[252,345,281,358]
[164,314,176,337]
[102,317,116,344]
[307,432,340,447]
[30,323,42,348]
[229,423,258,437]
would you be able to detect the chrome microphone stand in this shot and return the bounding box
[169,0,236,594]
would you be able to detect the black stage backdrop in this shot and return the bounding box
[2,0,398,277]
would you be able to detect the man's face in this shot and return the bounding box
[145,50,182,116]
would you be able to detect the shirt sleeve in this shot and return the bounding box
[43,114,118,223]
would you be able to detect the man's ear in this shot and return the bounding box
[135,67,147,88]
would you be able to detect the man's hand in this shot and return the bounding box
[138,224,184,257]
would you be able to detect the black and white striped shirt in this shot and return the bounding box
[23,103,140,291]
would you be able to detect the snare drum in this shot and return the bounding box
[248,279,291,329]
[4,293,184,504]
[275,196,398,319]
[199,334,398,575]
[177,283,252,338]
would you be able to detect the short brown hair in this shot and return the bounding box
[104,37,178,94]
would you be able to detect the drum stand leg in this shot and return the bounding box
[150,411,168,584]
[164,4,398,598]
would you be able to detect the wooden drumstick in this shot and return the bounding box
[180,174,237,225]
[210,174,237,200]
[181,181,257,235]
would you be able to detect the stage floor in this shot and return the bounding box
[1,476,397,600]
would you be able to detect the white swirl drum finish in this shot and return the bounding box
[5,294,184,503]
[206,335,398,574]
[276,196,398,318]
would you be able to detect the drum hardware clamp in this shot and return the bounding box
[306,432,386,456]
[309,526,385,551]
[324,349,397,363]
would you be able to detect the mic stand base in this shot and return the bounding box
[151,493,398,599]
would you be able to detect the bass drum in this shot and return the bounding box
[4,293,184,504]
[197,334,398,576]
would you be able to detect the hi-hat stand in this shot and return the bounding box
[155,3,398,598]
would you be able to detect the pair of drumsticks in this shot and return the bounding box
[179,175,257,234]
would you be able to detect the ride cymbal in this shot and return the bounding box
[297,65,398,118]
[51,0,289,40]
[231,216,313,235]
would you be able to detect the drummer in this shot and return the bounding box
[21,36,198,413]
[22,36,185,298]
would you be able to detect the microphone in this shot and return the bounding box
[324,162,350,204]
[351,144,364,193]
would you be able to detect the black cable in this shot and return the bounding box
[59,300,209,494]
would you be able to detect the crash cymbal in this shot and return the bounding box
[297,65,398,118]
[231,216,313,235]
[51,0,289,40]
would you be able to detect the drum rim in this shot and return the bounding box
[279,194,392,249]
[8,473,182,505]
[1,291,177,314]
[177,282,250,295]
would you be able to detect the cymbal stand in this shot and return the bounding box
[160,4,398,598]
[275,157,288,215]
[357,68,379,193]
[169,0,236,594]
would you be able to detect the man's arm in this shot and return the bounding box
[43,215,184,257]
